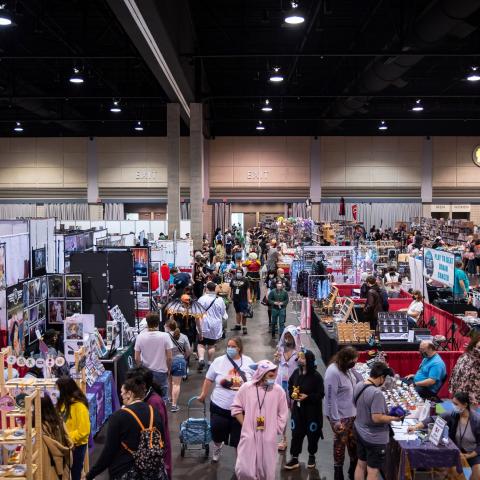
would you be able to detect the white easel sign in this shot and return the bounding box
[429,416,447,446]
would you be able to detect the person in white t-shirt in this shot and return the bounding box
[197,282,226,372]
[198,337,254,462]
[404,290,424,328]
[384,266,401,297]
[134,313,173,401]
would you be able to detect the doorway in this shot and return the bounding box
[243,213,257,231]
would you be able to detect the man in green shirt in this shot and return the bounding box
[268,280,289,339]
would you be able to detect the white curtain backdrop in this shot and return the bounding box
[44,203,90,220]
[180,203,190,220]
[214,203,231,232]
[104,203,124,220]
[0,204,37,219]
[320,202,422,230]
[292,202,308,218]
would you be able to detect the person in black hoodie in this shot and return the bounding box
[363,276,384,331]
[285,349,325,471]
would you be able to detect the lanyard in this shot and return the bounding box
[458,417,471,449]
[256,385,268,412]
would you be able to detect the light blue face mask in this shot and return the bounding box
[227,347,238,357]
[452,405,464,414]
[265,378,275,386]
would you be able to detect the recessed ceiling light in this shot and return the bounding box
[378,120,388,131]
[256,121,265,131]
[0,5,12,26]
[269,67,284,83]
[467,66,480,82]
[134,121,144,131]
[69,68,84,84]
[110,100,122,113]
[13,122,23,132]
[412,99,423,112]
[261,99,273,112]
[284,2,305,24]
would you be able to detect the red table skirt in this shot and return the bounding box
[357,350,463,398]
[340,297,412,311]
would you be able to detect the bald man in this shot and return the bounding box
[404,341,446,399]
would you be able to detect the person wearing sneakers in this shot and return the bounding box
[230,267,251,335]
[268,280,289,338]
[285,349,325,471]
[197,282,225,372]
[198,337,254,462]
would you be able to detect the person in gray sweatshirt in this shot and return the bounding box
[324,347,363,480]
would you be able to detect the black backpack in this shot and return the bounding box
[122,405,168,480]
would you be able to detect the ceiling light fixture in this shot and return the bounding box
[261,99,273,112]
[256,121,265,131]
[269,67,284,83]
[411,99,424,112]
[467,66,480,82]
[0,5,12,26]
[69,68,84,84]
[378,120,388,131]
[13,122,23,133]
[284,2,305,24]
[110,99,122,113]
[134,121,144,131]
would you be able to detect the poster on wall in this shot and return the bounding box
[132,248,149,276]
[48,275,64,299]
[423,248,455,288]
[49,300,65,325]
[65,274,82,299]
[6,282,25,355]
[33,247,46,277]
[0,243,6,290]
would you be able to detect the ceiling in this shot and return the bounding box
[2,0,480,136]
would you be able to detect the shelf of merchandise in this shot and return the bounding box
[411,217,474,247]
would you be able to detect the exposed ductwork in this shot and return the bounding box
[327,0,480,127]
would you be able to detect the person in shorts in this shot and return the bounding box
[353,362,401,479]
[230,267,251,335]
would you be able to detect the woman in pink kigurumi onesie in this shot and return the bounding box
[231,360,288,480]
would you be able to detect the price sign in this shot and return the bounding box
[429,416,447,446]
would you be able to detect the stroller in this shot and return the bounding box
[179,396,212,458]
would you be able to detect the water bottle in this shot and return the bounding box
[442,425,449,445]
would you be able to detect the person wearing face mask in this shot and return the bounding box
[198,337,254,462]
[263,270,277,331]
[403,290,424,328]
[274,326,303,451]
[324,347,363,480]
[276,268,291,292]
[450,335,480,406]
[230,268,252,335]
[285,350,325,471]
[268,280,289,339]
[403,340,446,399]
[353,362,400,480]
[409,391,480,479]
[231,360,288,480]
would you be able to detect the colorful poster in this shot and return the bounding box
[65,274,82,299]
[132,248,149,276]
[423,248,455,288]
[6,282,25,355]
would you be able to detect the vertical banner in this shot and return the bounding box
[352,204,358,221]
[423,248,455,287]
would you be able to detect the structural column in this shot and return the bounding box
[421,136,433,208]
[87,137,99,203]
[310,137,321,222]
[190,103,204,250]
[167,103,181,239]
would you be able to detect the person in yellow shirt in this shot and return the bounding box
[56,377,90,480]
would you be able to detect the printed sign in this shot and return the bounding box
[429,416,447,446]
[423,248,455,288]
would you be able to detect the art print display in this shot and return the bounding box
[65,274,82,299]
[28,280,35,307]
[33,247,46,276]
[22,281,29,308]
[64,235,78,253]
[133,281,149,293]
[6,283,25,355]
[65,318,83,340]
[132,248,149,276]
[0,290,6,339]
[29,317,45,345]
[137,295,150,310]
[29,305,38,326]
[48,300,65,325]
[64,339,84,365]
[39,276,47,300]
[0,244,5,290]
[38,301,46,321]
[66,300,82,317]
[48,275,64,299]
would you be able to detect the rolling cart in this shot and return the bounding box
[179,396,212,458]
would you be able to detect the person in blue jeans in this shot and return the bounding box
[404,340,446,399]
[268,280,289,339]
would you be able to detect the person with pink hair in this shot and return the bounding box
[231,360,288,480]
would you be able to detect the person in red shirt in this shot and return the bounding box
[243,252,261,302]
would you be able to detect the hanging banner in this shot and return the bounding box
[423,248,455,287]
[352,204,358,221]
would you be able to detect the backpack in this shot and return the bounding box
[122,405,168,480]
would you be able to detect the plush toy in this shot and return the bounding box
[291,386,300,400]
[389,405,407,418]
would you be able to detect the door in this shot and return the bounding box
[243,213,257,231]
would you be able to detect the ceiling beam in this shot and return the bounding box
[107,0,193,123]
[189,52,480,58]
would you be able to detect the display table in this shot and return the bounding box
[385,437,462,480]
[311,309,420,365]
[100,343,135,395]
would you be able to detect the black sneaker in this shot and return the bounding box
[307,455,316,468]
[197,360,205,372]
[230,325,241,331]
[285,458,299,470]
[242,327,248,335]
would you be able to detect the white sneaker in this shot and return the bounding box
[212,442,223,462]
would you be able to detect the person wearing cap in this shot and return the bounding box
[353,362,400,480]
[404,340,446,399]
[231,360,288,480]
